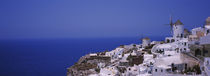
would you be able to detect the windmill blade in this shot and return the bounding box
[164,14,174,36]
[164,24,172,29]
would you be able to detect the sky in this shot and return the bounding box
[0,0,210,39]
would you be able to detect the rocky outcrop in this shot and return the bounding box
[67,54,111,76]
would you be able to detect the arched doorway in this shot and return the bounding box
[167,39,170,43]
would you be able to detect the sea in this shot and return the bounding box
[0,36,165,76]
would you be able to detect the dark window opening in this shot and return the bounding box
[181,34,183,38]
[167,39,170,43]
[195,49,201,57]
[185,63,187,70]
[171,39,175,42]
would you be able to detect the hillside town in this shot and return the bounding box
[67,17,210,76]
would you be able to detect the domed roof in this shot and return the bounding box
[174,19,183,25]
[206,17,210,25]
[142,37,150,40]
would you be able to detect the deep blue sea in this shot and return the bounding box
[0,37,164,76]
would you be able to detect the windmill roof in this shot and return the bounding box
[174,19,183,25]
[206,17,210,22]
[206,17,210,25]
[142,37,150,40]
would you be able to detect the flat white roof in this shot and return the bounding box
[156,43,177,49]
[136,73,152,76]
[205,25,210,29]
[154,54,183,69]
[179,38,188,42]
[157,44,172,48]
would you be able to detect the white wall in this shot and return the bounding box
[204,57,210,76]
[142,39,150,48]
[152,67,169,76]
[173,25,184,38]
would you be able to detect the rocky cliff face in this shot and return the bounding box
[67,54,111,76]
[67,45,145,76]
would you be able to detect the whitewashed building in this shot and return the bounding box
[177,38,190,52]
[165,20,185,43]
[152,54,185,76]
[99,66,119,76]
[126,65,139,76]
[204,17,210,35]
[105,47,124,59]
[204,57,210,76]
[200,33,210,45]
[142,37,151,48]
[173,20,184,39]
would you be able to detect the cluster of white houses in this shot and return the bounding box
[189,17,210,76]
[151,17,210,76]
[69,17,210,76]
[90,17,210,76]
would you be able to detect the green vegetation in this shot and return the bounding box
[116,66,126,73]
[145,44,155,49]
[147,50,152,54]
[184,64,201,74]
[73,63,97,70]
[120,45,125,48]
[126,54,143,66]
[95,68,100,73]
[133,44,136,47]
